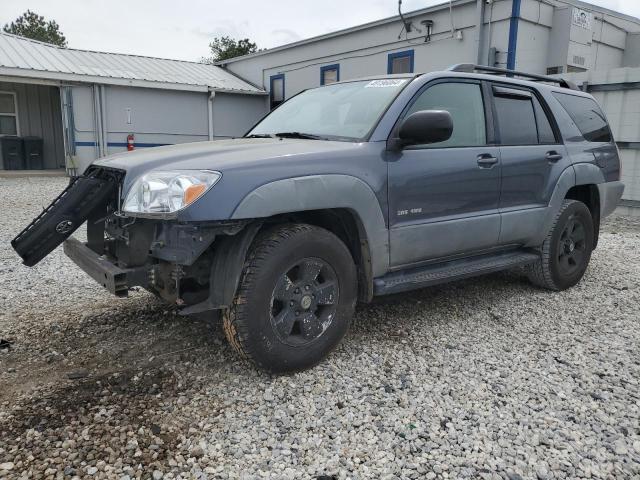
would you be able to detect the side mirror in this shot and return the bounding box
[397,110,453,147]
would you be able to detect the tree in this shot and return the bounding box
[3,10,67,47]
[201,36,259,63]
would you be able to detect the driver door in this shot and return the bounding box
[388,80,501,267]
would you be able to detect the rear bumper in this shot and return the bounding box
[63,237,150,297]
[598,181,625,218]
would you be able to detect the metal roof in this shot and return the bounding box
[0,32,265,94]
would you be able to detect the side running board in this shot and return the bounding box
[374,249,540,296]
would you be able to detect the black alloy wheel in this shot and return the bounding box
[270,258,339,347]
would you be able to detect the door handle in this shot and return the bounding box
[545,151,563,163]
[477,154,498,168]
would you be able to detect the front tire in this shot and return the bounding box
[222,224,357,373]
[527,199,594,291]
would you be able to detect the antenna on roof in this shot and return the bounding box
[397,0,422,39]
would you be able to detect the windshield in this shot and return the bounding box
[248,79,409,141]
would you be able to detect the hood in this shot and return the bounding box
[95,138,363,186]
[93,137,387,222]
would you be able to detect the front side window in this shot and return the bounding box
[320,64,339,85]
[388,50,414,74]
[405,81,486,148]
[249,79,409,141]
[0,92,18,136]
[553,92,612,142]
[270,74,285,110]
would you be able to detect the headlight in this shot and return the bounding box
[123,170,221,214]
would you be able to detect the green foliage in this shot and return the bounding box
[201,36,259,63]
[3,10,67,47]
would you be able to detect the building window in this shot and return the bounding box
[387,50,414,74]
[320,64,340,85]
[270,74,285,109]
[0,92,18,136]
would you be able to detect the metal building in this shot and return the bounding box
[0,32,266,174]
[218,0,640,210]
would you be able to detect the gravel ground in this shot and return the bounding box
[1,176,639,480]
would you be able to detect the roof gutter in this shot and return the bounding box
[0,67,265,95]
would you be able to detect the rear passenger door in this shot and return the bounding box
[491,84,569,245]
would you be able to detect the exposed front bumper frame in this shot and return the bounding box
[63,237,150,297]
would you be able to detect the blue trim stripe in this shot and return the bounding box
[387,50,414,74]
[507,0,521,71]
[320,64,340,85]
[75,141,170,148]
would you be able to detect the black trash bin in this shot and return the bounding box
[1,136,24,170]
[23,136,44,170]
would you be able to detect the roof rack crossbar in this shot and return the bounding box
[447,64,579,90]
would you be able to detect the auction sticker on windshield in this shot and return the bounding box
[365,79,407,88]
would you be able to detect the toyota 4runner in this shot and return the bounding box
[12,64,625,372]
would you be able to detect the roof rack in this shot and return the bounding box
[447,64,580,91]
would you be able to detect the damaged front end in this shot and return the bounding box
[12,166,259,313]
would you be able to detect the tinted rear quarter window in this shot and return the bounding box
[552,92,612,142]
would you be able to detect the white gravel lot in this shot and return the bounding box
[0,176,639,480]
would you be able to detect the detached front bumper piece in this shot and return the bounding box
[63,237,150,297]
[11,167,122,267]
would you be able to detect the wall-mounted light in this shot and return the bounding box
[455,29,463,41]
[421,20,434,42]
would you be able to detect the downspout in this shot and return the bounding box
[475,0,486,65]
[506,0,521,71]
[100,85,108,157]
[208,91,216,141]
[92,85,103,159]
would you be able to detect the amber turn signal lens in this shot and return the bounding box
[183,183,207,205]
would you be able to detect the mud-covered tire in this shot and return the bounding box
[222,223,357,373]
[527,199,594,291]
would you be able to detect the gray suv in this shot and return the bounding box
[12,64,624,372]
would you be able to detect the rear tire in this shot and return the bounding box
[222,223,357,373]
[527,199,594,291]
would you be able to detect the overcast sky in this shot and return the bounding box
[3,0,640,62]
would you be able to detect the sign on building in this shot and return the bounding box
[572,8,592,30]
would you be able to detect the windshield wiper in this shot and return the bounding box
[246,133,275,138]
[274,132,325,140]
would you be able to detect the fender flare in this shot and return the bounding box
[231,174,390,277]
[532,163,605,246]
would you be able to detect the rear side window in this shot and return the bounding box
[552,92,612,142]
[493,87,558,145]
[494,94,538,145]
[532,96,556,143]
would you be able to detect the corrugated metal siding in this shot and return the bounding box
[0,32,263,94]
[0,81,64,169]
